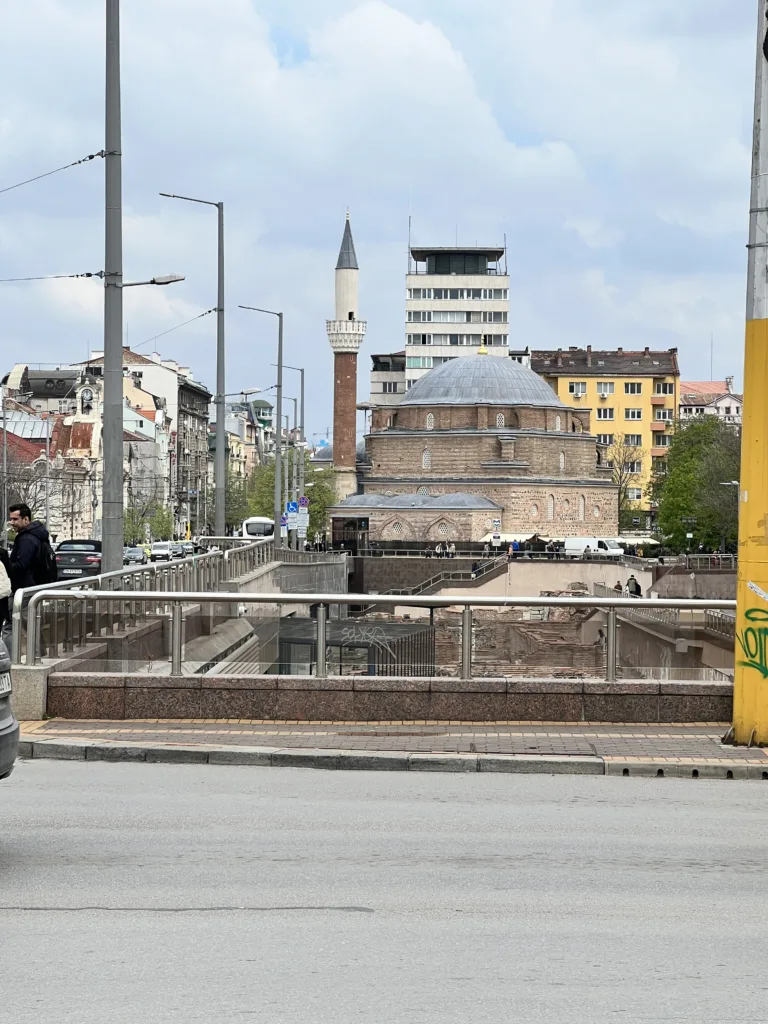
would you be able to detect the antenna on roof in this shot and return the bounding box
[503,232,508,274]
[407,213,411,274]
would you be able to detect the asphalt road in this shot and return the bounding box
[1,761,766,1024]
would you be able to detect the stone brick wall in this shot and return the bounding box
[333,351,358,471]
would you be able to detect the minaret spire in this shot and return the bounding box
[326,214,367,501]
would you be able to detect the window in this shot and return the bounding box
[559,451,566,471]
[547,494,555,521]
[654,382,675,395]
[417,486,430,496]
[530,504,539,518]
[406,356,433,369]
[654,435,671,447]
[422,448,432,469]
[555,415,561,432]
[592,504,601,518]
[482,311,508,323]
[438,523,449,537]
[724,406,731,416]
[624,434,642,447]
[627,487,643,501]
[569,381,587,395]
[383,382,399,394]
[625,408,642,420]
[596,382,614,396]
[652,457,667,475]
[627,460,642,474]
[407,310,432,322]
[392,521,403,537]
[624,382,643,395]
[426,413,434,430]
[579,495,585,521]
[496,413,505,428]
[407,334,432,346]
[596,408,614,420]
[655,408,673,421]
[432,310,468,323]
[597,433,614,445]
[407,288,433,299]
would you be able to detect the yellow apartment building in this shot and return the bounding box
[530,347,680,517]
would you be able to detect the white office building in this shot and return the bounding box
[404,245,510,390]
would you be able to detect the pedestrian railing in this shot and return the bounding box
[13,588,736,682]
[387,557,508,597]
[9,538,338,666]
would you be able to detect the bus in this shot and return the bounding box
[240,516,275,539]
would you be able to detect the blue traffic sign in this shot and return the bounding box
[298,496,309,508]
[286,501,298,514]
[280,515,288,526]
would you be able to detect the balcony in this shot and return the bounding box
[650,395,670,406]
[651,446,670,457]
[650,421,668,431]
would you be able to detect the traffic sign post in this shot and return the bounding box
[280,513,288,539]
[286,501,299,531]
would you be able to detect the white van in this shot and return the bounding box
[564,537,623,560]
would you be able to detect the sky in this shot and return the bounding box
[0,0,758,443]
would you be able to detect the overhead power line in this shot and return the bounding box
[0,271,101,283]
[0,150,106,196]
[134,308,217,350]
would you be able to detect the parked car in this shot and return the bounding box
[170,543,185,559]
[55,539,103,577]
[181,541,195,557]
[0,639,19,780]
[123,546,147,566]
[150,541,172,562]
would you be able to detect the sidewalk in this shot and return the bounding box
[18,719,768,779]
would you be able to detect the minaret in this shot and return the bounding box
[326,213,367,501]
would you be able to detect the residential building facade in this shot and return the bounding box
[679,379,742,427]
[530,347,680,513]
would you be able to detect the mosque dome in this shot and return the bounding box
[401,353,565,408]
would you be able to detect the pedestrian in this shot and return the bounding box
[447,541,456,559]
[512,539,520,559]
[613,580,622,594]
[482,542,490,559]
[8,504,56,593]
[626,574,641,597]
[435,542,444,559]
[471,560,480,579]
[584,544,591,560]
[507,543,514,563]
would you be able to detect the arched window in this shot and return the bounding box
[496,412,505,428]
[579,495,586,521]
[555,415,561,432]
[426,413,434,430]
[422,448,432,469]
[547,494,555,521]
[559,451,565,471]
[392,521,404,537]
[438,522,449,537]
[417,486,430,496]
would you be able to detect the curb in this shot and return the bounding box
[15,738,768,779]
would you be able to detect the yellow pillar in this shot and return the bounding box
[733,0,768,742]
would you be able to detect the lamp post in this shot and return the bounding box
[284,396,299,548]
[238,306,284,546]
[160,192,226,537]
[280,363,305,529]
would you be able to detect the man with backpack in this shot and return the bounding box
[7,504,57,593]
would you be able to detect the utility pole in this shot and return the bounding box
[733,0,768,744]
[215,202,225,536]
[102,0,124,572]
[282,364,305,542]
[1,388,6,549]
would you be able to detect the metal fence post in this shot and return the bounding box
[461,605,472,680]
[316,603,327,678]
[171,602,183,675]
[606,606,617,682]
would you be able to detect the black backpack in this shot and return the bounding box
[33,539,58,586]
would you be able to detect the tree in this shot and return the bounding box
[656,417,740,551]
[247,455,337,540]
[149,505,173,541]
[607,439,647,531]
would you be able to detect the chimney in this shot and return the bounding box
[586,345,592,367]
[617,347,623,354]
[556,348,563,367]
[644,347,650,358]
[725,375,734,394]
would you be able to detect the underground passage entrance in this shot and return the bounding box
[277,617,435,677]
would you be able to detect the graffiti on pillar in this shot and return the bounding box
[736,607,768,679]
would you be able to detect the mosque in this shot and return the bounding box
[321,219,619,545]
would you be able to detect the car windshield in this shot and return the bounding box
[153,543,169,550]
[126,548,142,555]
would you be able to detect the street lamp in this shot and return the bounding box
[238,305,284,547]
[160,191,226,537]
[277,363,305,535]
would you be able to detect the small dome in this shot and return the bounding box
[402,354,564,408]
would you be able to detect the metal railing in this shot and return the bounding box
[705,609,736,639]
[15,589,736,682]
[594,583,738,638]
[10,537,279,665]
[387,557,508,596]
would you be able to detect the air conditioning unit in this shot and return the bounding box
[599,393,607,400]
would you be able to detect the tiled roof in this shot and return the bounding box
[681,381,729,395]
[531,347,679,377]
